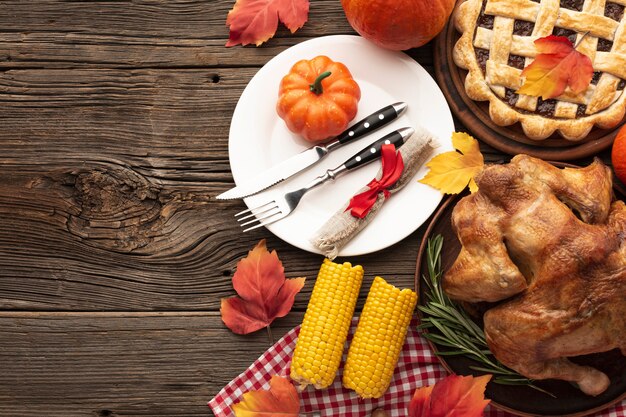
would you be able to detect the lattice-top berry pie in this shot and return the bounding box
[453,0,626,140]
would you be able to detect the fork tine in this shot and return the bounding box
[243,215,284,232]
[239,208,282,228]
[235,207,253,217]
[235,200,276,217]
[237,203,278,222]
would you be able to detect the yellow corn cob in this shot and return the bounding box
[342,276,417,398]
[290,259,364,390]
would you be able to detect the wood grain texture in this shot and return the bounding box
[0,161,426,310]
[0,312,303,416]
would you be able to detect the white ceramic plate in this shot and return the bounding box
[228,35,455,256]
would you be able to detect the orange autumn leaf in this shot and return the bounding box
[517,35,593,99]
[221,239,305,335]
[226,0,309,47]
[419,132,484,194]
[408,374,492,417]
[408,383,434,417]
[231,375,300,417]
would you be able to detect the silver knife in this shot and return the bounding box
[216,102,408,200]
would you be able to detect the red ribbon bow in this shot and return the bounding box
[345,144,405,219]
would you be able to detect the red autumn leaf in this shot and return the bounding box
[517,35,593,99]
[408,374,492,417]
[226,0,309,47]
[231,375,300,417]
[221,239,305,335]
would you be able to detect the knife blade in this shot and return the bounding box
[216,102,408,200]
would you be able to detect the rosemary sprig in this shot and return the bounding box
[418,235,554,397]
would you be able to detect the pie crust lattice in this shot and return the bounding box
[453,0,626,140]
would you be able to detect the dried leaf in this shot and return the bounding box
[226,0,309,47]
[419,132,484,194]
[231,375,300,417]
[408,384,433,417]
[221,239,305,334]
[517,35,593,99]
[408,374,492,417]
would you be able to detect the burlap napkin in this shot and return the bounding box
[311,125,437,259]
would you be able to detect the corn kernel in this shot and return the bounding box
[290,259,364,390]
[342,276,417,398]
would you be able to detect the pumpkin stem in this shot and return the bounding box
[310,71,332,95]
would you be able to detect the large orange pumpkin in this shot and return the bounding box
[341,0,456,50]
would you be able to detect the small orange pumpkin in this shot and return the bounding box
[276,55,361,142]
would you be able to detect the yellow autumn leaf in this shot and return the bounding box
[419,132,484,194]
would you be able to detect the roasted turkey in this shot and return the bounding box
[443,155,626,396]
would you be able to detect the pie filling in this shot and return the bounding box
[473,0,626,119]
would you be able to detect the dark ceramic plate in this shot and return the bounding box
[414,166,626,416]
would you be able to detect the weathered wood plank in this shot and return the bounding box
[0,0,370,69]
[0,312,304,416]
[0,159,427,311]
[0,67,244,167]
[0,0,349,39]
[0,36,292,69]
[0,36,434,70]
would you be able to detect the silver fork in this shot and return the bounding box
[236,127,415,232]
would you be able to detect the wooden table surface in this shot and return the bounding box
[0,1,618,416]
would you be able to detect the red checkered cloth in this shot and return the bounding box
[209,317,626,417]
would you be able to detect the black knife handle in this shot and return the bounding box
[343,127,414,171]
[335,103,407,146]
